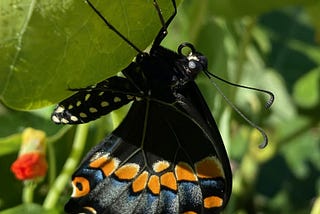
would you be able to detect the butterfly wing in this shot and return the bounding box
[178,81,232,200]
[51,75,139,124]
[65,85,231,214]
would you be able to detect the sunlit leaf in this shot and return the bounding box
[293,68,320,108]
[0,0,177,110]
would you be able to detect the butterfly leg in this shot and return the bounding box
[152,0,177,47]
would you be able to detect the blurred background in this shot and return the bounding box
[164,1,320,214]
[0,0,319,213]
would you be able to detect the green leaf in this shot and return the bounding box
[293,68,320,108]
[278,116,320,178]
[306,1,320,41]
[0,0,177,110]
[0,105,60,137]
[0,133,21,156]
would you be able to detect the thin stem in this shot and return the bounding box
[311,196,320,214]
[46,139,56,187]
[46,126,72,186]
[22,181,36,204]
[43,124,89,209]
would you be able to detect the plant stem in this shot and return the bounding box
[46,139,56,187]
[43,124,89,210]
[22,181,36,203]
[311,196,320,214]
[46,126,72,186]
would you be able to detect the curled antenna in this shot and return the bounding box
[204,70,274,109]
[204,70,273,148]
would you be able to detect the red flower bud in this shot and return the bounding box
[11,128,48,181]
[11,153,48,180]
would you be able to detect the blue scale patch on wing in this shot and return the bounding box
[51,76,139,124]
[65,143,227,213]
[159,189,179,213]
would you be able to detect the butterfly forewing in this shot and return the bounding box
[51,76,140,124]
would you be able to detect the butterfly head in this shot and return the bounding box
[178,42,208,78]
[186,52,208,75]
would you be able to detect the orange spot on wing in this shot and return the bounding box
[114,163,140,180]
[160,172,177,191]
[153,160,170,173]
[148,175,160,195]
[71,177,90,198]
[89,156,119,177]
[132,171,149,193]
[175,162,197,182]
[203,195,224,208]
[195,156,224,179]
[183,211,198,214]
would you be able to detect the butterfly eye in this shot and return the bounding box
[188,59,203,73]
[188,60,197,69]
[187,54,208,72]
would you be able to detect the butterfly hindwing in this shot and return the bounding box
[51,76,139,124]
[65,98,229,214]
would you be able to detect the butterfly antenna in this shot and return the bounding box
[152,0,177,47]
[204,70,274,109]
[204,70,273,148]
[85,0,143,54]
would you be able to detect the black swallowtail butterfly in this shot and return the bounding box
[52,0,232,213]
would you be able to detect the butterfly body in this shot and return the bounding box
[58,44,231,214]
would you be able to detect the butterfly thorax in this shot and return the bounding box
[123,44,208,103]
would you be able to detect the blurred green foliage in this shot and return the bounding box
[0,0,319,213]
